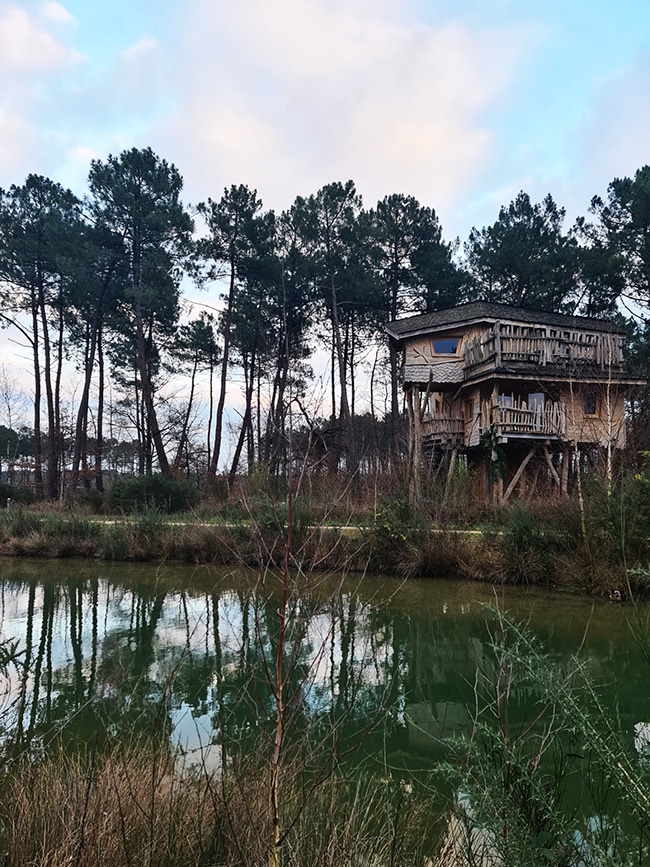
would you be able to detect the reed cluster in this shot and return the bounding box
[0,742,434,866]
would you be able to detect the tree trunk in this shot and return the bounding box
[94,326,105,492]
[209,262,236,476]
[37,278,59,500]
[66,276,110,502]
[134,300,170,477]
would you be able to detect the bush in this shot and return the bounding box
[73,488,106,513]
[0,483,36,508]
[366,498,428,574]
[106,475,200,514]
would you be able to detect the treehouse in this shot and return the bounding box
[386,301,645,501]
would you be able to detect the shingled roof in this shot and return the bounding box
[385,301,625,340]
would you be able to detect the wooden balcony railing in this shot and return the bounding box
[419,403,567,447]
[463,330,624,375]
[492,402,566,437]
[422,416,465,444]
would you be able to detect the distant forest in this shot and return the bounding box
[1,147,649,500]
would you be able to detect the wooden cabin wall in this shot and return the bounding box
[560,383,627,448]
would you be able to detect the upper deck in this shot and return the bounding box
[387,301,634,387]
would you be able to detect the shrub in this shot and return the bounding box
[73,488,106,513]
[0,483,35,508]
[106,475,200,514]
[366,498,428,574]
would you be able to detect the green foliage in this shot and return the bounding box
[442,458,478,521]
[590,165,650,305]
[503,504,538,552]
[374,497,424,539]
[465,190,577,311]
[72,488,106,513]
[480,427,507,482]
[436,610,650,866]
[0,483,35,508]
[106,474,199,514]
[100,523,130,561]
[372,192,465,316]
[368,498,428,574]
[245,491,313,552]
[0,506,41,538]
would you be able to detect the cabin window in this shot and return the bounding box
[583,389,599,417]
[528,392,545,411]
[498,394,513,408]
[432,337,459,354]
[464,400,474,420]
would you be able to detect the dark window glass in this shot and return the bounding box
[432,338,459,354]
[583,390,598,416]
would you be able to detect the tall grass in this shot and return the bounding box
[0,744,435,866]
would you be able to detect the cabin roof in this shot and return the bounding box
[385,301,626,341]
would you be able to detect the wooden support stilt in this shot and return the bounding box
[560,445,569,496]
[542,444,560,489]
[526,464,541,503]
[443,447,459,505]
[503,446,536,503]
[406,387,418,504]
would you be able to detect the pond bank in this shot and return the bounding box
[0,506,644,597]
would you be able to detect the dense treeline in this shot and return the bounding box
[1,147,650,500]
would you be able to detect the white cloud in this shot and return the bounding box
[0,111,37,177]
[122,34,159,62]
[162,0,528,218]
[0,3,80,72]
[0,3,83,186]
[41,1,76,26]
[577,51,650,192]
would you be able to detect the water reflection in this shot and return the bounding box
[0,560,649,773]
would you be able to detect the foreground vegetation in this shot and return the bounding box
[0,744,434,867]
[1,604,650,866]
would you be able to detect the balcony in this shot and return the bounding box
[491,401,567,440]
[463,330,625,377]
[422,415,465,446]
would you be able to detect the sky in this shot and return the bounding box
[2,0,650,245]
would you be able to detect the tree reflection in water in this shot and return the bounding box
[0,561,648,777]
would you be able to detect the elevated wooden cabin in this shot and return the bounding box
[386,301,644,500]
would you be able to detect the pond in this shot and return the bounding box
[1,558,648,773]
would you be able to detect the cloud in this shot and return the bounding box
[0,3,80,73]
[0,111,38,176]
[0,2,82,185]
[577,50,650,193]
[41,1,76,26]
[162,0,527,222]
[73,34,168,122]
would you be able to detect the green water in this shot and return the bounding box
[0,557,648,772]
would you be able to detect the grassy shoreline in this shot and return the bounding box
[0,495,646,597]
